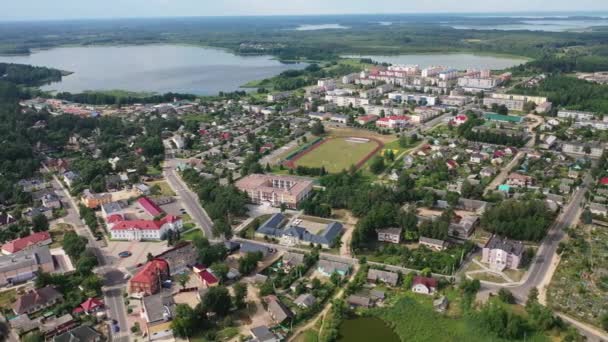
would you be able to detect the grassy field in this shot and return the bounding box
[295,138,380,173]
[49,223,74,249]
[147,180,176,197]
[181,229,204,241]
[367,292,550,342]
[0,289,16,308]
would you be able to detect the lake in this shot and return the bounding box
[294,24,350,31]
[344,53,528,70]
[0,45,308,95]
[338,317,400,342]
[449,19,608,32]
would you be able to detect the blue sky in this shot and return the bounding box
[3,0,608,21]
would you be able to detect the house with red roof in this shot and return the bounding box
[375,115,410,129]
[197,269,219,288]
[600,177,608,186]
[138,197,164,217]
[129,259,170,295]
[109,215,182,241]
[452,115,468,126]
[411,276,438,295]
[356,115,379,125]
[73,297,104,315]
[2,232,52,255]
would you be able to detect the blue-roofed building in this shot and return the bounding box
[254,214,343,249]
[255,213,286,238]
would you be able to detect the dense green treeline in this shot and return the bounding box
[0,62,63,86]
[55,91,197,105]
[511,75,608,114]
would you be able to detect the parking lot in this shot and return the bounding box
[104,240,171,269]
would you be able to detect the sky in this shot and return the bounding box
[3,0,608,21]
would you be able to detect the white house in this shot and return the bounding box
[411,276,437,295]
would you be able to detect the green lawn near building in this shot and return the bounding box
[294,137,381,173]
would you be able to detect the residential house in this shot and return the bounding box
[506,173,534,187]
[411,276,438,295]
[346,294,371,308]
[141,291,176,341]
[481,235,524,271]
[81,189,112,209]
[265,295,294,324]
[13,286,63,315]
[317,260,351,277]
[129,259,170,295]
[40,314,76,338]
[250,326,280,342]
[282,252,305,269]
[419,236,447,251]
[73,297,104,315]
[480,167,496,178]
[197,269,219,288]
[294,293,316,309]
[377,227,402,244]
[18,179,49,192]
[448,216,479,239]
[62,171,80,188]
[54,326,101,342]
[367,269,399,287]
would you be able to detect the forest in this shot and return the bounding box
[0,62,63,86]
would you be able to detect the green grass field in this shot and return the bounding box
[295,138,380,173]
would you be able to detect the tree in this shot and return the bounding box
[233,282,248,310]
[62,231,88,261]
[369,156,385,175]
[171,304,199,338]
[498,288,515,304]
[280,203,287,213]
[176,273,190,289]
[32,214,49,232]
[202,286,232,316]
[146,252,154,262]
[238,252,263,274]
[22,331,44,342]
[311,121,325,136]
[601,313,608,332]
[526,287,539,309]
[210,262,229,282]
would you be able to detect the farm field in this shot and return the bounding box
[294,137,381,173]
[547,225,608,329]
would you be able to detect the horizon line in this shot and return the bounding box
[1,10,608,23]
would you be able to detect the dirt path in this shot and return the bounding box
[289,264,360,341]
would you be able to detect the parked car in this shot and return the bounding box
[118,251,132,258]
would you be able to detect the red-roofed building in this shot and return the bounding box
[220,132,231,140]
[375,116,409,129]
[357,115,379,125]
[411,276,438,295]
[130,259,170,295]
[109,215,182,241]
[452,115,468,126]
[138,197,164,217]
[197,269,219,288]
[73,297,104,315]
[600,177,608,186]
[2,232,52,255]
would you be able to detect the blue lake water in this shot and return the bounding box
[0,45,307,95]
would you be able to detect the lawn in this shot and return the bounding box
[182,229,204,241]
[49,223,74,248]
[295,137,381,173]
[0,289,16,308]
[147,180,176,197]
[294,330,319,342]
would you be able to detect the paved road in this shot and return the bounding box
[479,174,604,341]
[163,158,218,242]
[46,167,129,342]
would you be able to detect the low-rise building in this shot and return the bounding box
[317,260,351,277]
[294,293,316,309]
[141,291,176,341]
[236,174,314,209]
[54,325,101,342]
[411,276,437,295]
[0,246,54,286]
[562,141,604,158]
[377,227,402,244]
[81,189,112,209]
[109,215,183,241]
[265,295,294,324]
[481,235,524,271]
[376,115,410,129]
[419,236,447,251]
[367,269,399,286]
[13,286,63,315]
[1,231,52,255]
[130,259,170,295]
